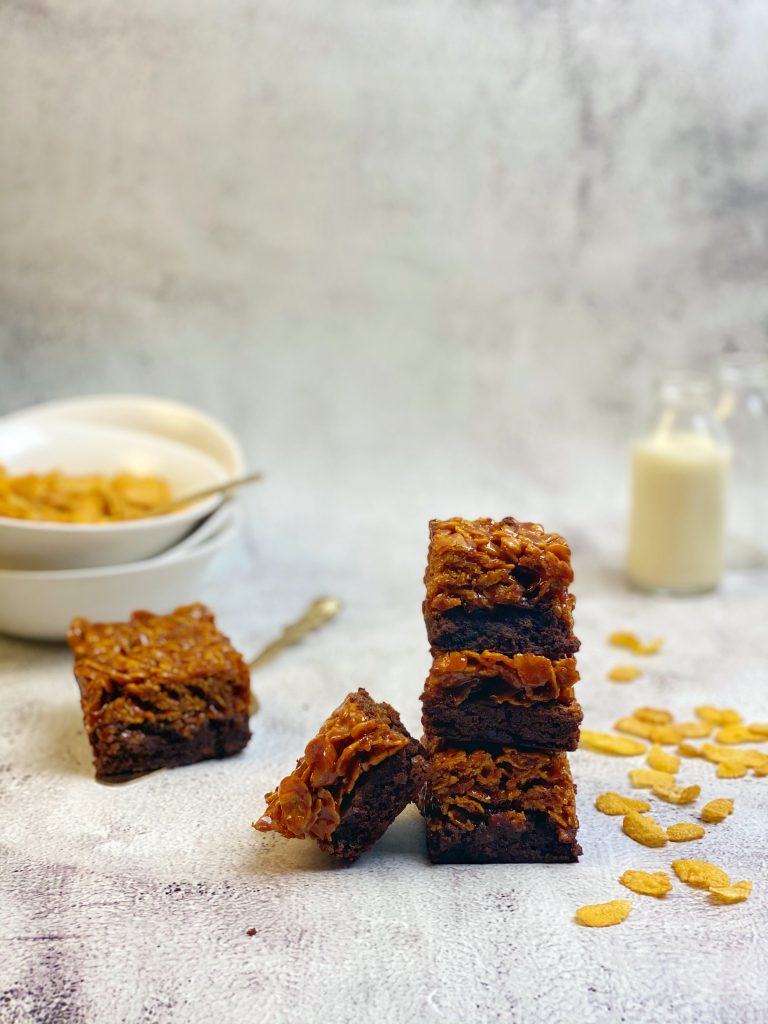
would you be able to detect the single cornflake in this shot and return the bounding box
[747,722,768,738]
[651,781,701,805]
[595,791,651,816]
[619,869,672,897]
[608,632,664,655]
[667,822,705,842]
[715,724,765,745]
[634,707,673,725]
[614,716,654,740]
[702,744,768,771]
[677,741,704,758]
[695,706,743,726]
[717,762,748,779]
[674,721,712,739]
[647,744,680,775]
[709,881,752,904]
[649,723,684,745]
[575,899,632,927]
[623,811,668,848]
[628,768,676,789]
[672,859,730,889]
[700,798,734,824]
[581,730,647,756]
[607,665,642,682]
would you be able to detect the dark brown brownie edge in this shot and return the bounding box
[425,605,580,659]
[318,736,428,862]
[90,713,251,776]
[421,697,582,751]
[426,811,582,865]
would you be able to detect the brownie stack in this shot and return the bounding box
[419,517,583,864]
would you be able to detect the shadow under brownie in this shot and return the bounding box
[420,739,581,864]
[69,603,251,777]
[254,688,427,862]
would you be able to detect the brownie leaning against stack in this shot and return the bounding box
[419,517,583,864]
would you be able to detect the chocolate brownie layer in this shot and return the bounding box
[426,604,580,660]
[319,737,427,861]
[421,695,582,750]
[254,689,426,862]
[426,810,582,864]
[90,716,251,776]
[420,741,580,865]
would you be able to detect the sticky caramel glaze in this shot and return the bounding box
[254,689,409,842]
[69,604,251,737]
[424,650,578,706]
[423,517,574,622]
[422,741,578,836]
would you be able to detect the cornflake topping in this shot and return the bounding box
[575,900,632,928]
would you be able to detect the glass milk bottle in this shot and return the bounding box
[627,375,730,594]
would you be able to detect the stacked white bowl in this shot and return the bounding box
[0,395,244,640]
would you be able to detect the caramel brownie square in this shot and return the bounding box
[254,689,427,862]
[69,603,251,777]
[423,517,579,659]
[421,650,582,750]
[420,739,581,864]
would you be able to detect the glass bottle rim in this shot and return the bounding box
[656,371,714,403]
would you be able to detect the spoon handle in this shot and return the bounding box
[154,470,264,515]
[249,596,342,671]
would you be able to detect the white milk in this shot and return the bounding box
[627,431,729,593]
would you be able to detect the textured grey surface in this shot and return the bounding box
[2,1,768,1021]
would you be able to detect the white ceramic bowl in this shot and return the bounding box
[0,502,239,641]
[3,393,245,476]
[0,417,229,570]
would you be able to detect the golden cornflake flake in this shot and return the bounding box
[667,822,705,842]
[717,762,748,779]
[651,781,701,805]
[634,638,664,655]
[674,721,712,739]
[695,706,743,726]
[628,768,676,789]
[607,665,642,682]
[715,724,765,745]
[747,722,768,738]
[581,730,647,756]
[702,744,768,771]
[623,811,668,848]
[595,791,651,816]
[614,716,654,740]
[619,869,672,897]
[575,899,632,928]
[649,724,684,745]
[672,859,730,890]
[646,744,680,774]
[677,741,704,758]
[634,707,673,725]
[608,632,664,655]
[709,881,752,904]
[700,798,734,824]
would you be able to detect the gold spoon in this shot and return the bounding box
[248,595,343,713]
[150,470,264,516]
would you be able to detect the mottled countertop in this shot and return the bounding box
[2,492,766,1024]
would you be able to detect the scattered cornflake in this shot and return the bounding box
[700,798,734,824]
[575,899,632,928]
[608,632,664,655]
[747,722,768,738]
[649,724,685,745]
[647,744,681,775]
[674,721,712,739]
[581,730,647,756]
[595,792,651,816]
[634,707,673,725]
[709,881,752,905]
[629,768,676,789]
[672,859,730,890]
[702,744,768,772]
[667,822,705,842]
[651,781,701,806]
[619,869,672,897]
[695,706,743,726]
[717,762,748,779]
[677,741,704,759]
[623,811,668,848]
[614,716,654,740]
[715,724,765,745]
[608,665,642,682]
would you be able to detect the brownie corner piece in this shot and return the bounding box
[68,603,251,776]
[253,688,426,862]
[421,742,581,864]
